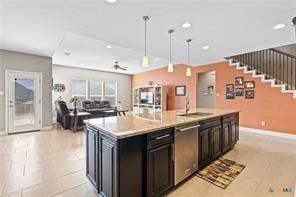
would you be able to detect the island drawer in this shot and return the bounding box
[199,118,221,129]
[223,113,239,122]
[147,128,174,148]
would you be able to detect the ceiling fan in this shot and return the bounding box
[113,61,127,71]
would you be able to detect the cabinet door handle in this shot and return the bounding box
[155,134,170,140]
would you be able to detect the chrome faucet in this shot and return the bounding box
[184,96,190,115]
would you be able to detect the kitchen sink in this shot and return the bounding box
[177,112,213,116]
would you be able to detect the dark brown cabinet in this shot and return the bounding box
[222,123,231,153]
[198,127,212,168]
[211,125,222,159]
[86,126,99,191]
[199,113,239,169]
[147,128,174,197]
[99,134,118,197]
[222,113,239,153]
[198,118,222,169]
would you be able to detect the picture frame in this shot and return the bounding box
[226,84,234,92]
[226,92,235,99]
[235,77,244,86]
[245,90,255,99]
[175,86,186,96]
[235,88,244,96]
[244,81,255,89]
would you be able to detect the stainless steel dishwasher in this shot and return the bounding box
[174,123,199,185]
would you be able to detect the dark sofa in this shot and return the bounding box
[82,100,116,118]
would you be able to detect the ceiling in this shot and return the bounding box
[1,0,296,74]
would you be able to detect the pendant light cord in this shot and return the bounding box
[187,41,190,65]
[169,32,172,63]
[144,19,147,56]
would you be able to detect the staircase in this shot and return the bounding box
[226,47,296,99]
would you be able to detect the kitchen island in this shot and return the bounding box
[84,108,240,197]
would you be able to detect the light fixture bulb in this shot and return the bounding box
[168,63,174,72]
[142,56,149,68]
[182,22,192,29]
[273,23,286,30]
[186,67,192,77]
[105,0,117,4]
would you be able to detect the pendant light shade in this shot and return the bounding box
[142,16,150,68]
[142,56,149,68]
[186,38,192,77]
[168,63,174,72]
[167,29,174,73]
[186,67,192,77]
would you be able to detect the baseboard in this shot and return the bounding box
[41,126,53,131]
[0,131,7,136]
[240,127,296,140]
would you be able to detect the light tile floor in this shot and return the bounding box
[0,125,295,197]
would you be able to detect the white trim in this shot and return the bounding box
[41,126,53,131]
[240,127,296,140]
[0,131,6,136]
[228,59,296,99]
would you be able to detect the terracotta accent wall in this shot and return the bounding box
[132,61,296,134]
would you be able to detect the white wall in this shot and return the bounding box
[0,50,53,132]
[52,65,131,116]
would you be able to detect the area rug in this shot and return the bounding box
[196,158,246,189]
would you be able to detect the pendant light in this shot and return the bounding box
[142,16,150,68]
[167,29,174,72]
[186,38,192,77]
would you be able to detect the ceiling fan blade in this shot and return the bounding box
[119,66,127,71]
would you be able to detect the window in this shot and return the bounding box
[90,80,103,101]
[70,79,117,106]
[104,80,117,105]
[71,79,87,101]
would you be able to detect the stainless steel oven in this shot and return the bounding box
[174,123,199,185]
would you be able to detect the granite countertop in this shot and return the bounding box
[84,108,240,139]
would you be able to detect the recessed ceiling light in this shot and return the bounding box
[182,22,191,29]
[64,52,71,56]
[154,58,159,61]
[273,23,286,30]
[105,0,117,4]
[106,45,112,49]
[202,45,210,50]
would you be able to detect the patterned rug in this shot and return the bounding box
[196,158,246,189]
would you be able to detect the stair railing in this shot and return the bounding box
[227,48,296,90]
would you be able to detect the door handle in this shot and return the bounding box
[178,125,200,132]
[155,134,170,140]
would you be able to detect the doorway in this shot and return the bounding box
[5,70,42,134]
[197,71,216,108]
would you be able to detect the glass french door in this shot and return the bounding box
[6,70,42,133]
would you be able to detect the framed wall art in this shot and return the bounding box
[226,84,234,92]
[175,86,186,96]
[235,88,244,96]
[226,92,235,99]
[245,90,255,99]
[235,77,244,86]
[244,81,255,89]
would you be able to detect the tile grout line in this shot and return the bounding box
[21,168,87,195]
